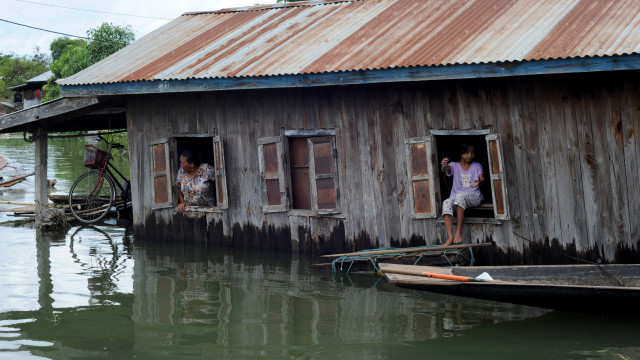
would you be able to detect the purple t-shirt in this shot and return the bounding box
[446,162,484,200]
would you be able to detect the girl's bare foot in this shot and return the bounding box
[443,238,454,246]
[453,233,463,244]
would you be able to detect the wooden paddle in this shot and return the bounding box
[422,272,486,282]
[380,265,515,284]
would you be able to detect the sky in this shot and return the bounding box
[0,0,276,57]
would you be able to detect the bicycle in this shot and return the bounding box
[68,135,131,223]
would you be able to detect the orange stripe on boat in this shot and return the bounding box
[422,272,472,282]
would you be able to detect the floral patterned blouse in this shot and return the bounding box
[176,163,216,207]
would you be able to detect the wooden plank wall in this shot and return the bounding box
[127,71,640,263]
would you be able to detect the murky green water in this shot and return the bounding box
[0,136,639,359]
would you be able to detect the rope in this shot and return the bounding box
[330,244,476,275]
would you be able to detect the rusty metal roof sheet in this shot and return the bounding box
[59,0,640,86]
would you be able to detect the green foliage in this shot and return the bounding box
[0,49,50,99]
[50,37,87,62]
[86,23,135,63]
[45,23,135,101]
[50,43,91,79]
[41,75,60,103]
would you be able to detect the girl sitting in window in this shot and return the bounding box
[440,142,485,246]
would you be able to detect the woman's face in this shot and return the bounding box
[180,156,195,172]
[460,146,475,162]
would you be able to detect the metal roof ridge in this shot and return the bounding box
[182,0,356,16]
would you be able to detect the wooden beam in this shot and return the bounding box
[320,242,492,258]
[34,126,48,227]
[59,54,640,97]
[0,97,99,132]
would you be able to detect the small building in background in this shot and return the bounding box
[8,70,52,110]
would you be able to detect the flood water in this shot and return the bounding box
[0,136,639,359]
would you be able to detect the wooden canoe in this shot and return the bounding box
[380,263,640,313]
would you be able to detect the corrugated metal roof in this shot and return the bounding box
[59,0,640,86]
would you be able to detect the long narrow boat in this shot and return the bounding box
[380,263,640,313]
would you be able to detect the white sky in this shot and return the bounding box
[0,0,276,57]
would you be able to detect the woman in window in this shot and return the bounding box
[440,142,485,246]
[176,150,216,212]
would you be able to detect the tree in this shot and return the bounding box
[50,37,87,62]
[87,23,135,63]
[0,49,50,100]
[43,23,135,102]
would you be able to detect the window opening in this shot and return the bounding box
[435,134,493,218]
[289,137,312,210]
[173,135,227,210]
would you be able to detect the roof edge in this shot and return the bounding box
[183,0,355,16]
[59,54,640,97]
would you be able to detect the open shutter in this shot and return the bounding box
[486,134,509,220]
[308,137,340,214]
[151,139,174,209]
[212,135,228,209]
[406,136,436,218]
[258,136,288,212]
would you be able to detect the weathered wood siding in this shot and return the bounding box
[127,71,640,264]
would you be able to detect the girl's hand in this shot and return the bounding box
[470,181,479,188]
[440,157,450,171]
[178,202,187,212]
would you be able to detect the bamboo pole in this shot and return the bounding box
[0,200,35,206]
[320,242,492,258]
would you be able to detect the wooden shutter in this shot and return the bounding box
[406,136,436,218]
[258,136,288,212]
[486,134,509,219]
[212,135,228,209]
[308,137,340,214]
[151,139,174,209]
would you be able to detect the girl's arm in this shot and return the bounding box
[440,158,451,173]
[472,173,485,188]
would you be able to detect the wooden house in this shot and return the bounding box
[8,70,52,110]
[5,0,640,264]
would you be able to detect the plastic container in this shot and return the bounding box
[83,145,107,169]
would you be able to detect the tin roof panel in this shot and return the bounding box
[59,0,640,86]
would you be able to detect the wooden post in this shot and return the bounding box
[34,125,48,226]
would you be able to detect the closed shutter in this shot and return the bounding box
[308,137,340,214]
[212,135,228,209]
[151,139,174,209]
[258,136,288,212]
[406,136,436,218]
[486,134,509,219]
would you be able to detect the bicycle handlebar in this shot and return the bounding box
[98,134,125,149]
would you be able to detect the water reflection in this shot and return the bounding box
[130,241,550,358]
[0,225,639,359]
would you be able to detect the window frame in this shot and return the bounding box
[150,138,175,210]
[406,136,437,219]
[258,129,341,216]
[170,133,228,213]
[257,135,289,213]
[411,129,509,222]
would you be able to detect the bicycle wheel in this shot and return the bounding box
[69,171,116,223]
